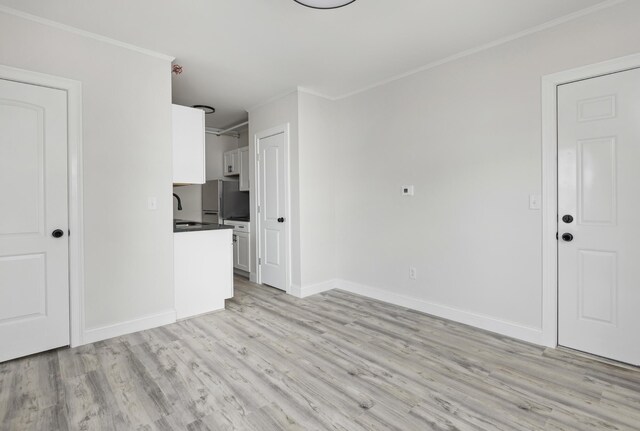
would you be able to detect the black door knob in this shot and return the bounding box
[52,229,64,238]
[561,233,574,242]
[277,217,285,223]
[562,215,574,224]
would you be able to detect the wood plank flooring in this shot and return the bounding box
[2,276,640,430]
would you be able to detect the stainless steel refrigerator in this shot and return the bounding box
[202,180,249,223]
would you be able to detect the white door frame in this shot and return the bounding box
[253,124,292,294]
[0,64,85,348]
[541,53,640,348]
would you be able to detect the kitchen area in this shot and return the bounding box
[171,103,251,320]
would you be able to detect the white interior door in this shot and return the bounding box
[558,67,640,365]
[258,131,288,291]
[0,79,69,362]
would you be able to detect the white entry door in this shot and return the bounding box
[558,68,640,365]
[257,130,288,291]
[0,79,69,362]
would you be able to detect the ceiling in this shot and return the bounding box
[0,0,614,128]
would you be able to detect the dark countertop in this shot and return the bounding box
[225,216,250,222]
[173,220,234,233]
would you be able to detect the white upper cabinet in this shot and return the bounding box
[172,104,205,184]
[223,149,239,176]
[239,146,250,191]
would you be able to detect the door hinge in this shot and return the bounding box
[257,205,261,213]
[258,258,261,265]
[556,232,559,240]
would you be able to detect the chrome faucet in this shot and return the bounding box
[173,193,183,211]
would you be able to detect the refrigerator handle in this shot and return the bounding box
[218,185,224,220]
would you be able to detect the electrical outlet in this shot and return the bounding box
[409,266,417,280]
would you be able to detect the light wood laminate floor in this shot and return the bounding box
[1,277,640,430]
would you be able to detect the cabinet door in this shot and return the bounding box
[172,104,205,184]
[236,232,251,272]
[239,147,250,191]
[223,150,235,177]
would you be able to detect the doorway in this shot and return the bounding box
[255,125,291,292]
[542,54,640,366]
[0,65,84,360]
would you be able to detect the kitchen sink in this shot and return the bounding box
[174,221,202,228]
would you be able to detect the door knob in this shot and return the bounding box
[561,233,574,242]
[562,215,574,223]
[52,229,64,238]
[277,217,285,223]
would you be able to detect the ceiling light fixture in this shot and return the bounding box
[192,105,216,114]
[294,0,355,10]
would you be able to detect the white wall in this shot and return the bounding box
[298,92,337,288]
[248,91,301,286]
[0,11,174,337]
[332,0,640,342]
[247,91,336,294]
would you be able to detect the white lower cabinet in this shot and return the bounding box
[225,220,251,273]
[234,231,250,272]
[174,229,233,320]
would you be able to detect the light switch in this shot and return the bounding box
[148,197,158,210]
[402,185,414,196]
[529,194,541,210]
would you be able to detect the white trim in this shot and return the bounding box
[290,280,338,299]
[247,0,628,105]
[541,52,640,348]
[337,280,544,345]
[0,5,174,62]
[254,124,292,294]
[83,309,177,344]
[296,86,334,101]
[247,89,299,113]
[0,64,85,348]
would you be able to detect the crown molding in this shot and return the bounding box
[296,86,336,101]
[0,5,175,62]
[240,0,628,112]
[246,88,300,113]
[333,0,627,100]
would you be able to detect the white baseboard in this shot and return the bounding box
[336,280,544,345]
[290,279,338,299]
[82,309,177,345]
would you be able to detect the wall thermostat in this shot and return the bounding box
[402,185,414,196]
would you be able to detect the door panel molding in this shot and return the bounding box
[541,52,640,348]
[0,64,84,348]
